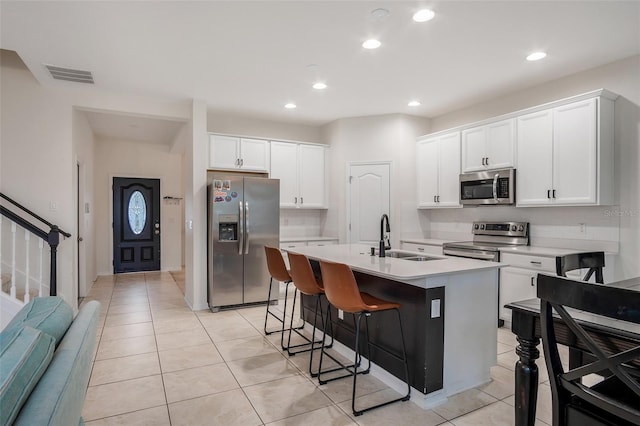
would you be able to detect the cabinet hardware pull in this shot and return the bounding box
[301,197,303,204]
[531,277,535,286]
[418,247,424,251]
[530,261,542,265]
[437,195,440,202]
[552,189,556,198]
[481,158,485,166]
[433,195,436,203]
[547,189,551,199]
[485,157,489,166]
[294,197,297,204]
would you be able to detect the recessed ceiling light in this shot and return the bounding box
[408,101,421,107]
[371,8,390,21]
[413,9,435,22]
[284,103,296,109]
[362,39,381,49]
[313,82,327,90]
[526,51,547,61]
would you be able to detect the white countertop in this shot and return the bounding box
[285,244,504,281]
[280,236,338,243]
[498,245,594,257]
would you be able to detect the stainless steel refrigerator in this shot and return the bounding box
[207,173,279,311]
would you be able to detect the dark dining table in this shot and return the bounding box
[506,275,640,426]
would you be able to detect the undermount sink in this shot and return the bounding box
[384,251,419,259]
[380,251,441,261]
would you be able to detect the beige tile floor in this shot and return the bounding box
[81,272,558,425]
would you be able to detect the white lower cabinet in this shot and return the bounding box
[499,252,582,322]
[499,266,538,323]
[400,242,443,256]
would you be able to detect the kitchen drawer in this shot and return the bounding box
[501,252,556,272]
[401,242,443,256]
[280,242,307,250]
[307,240,338,247]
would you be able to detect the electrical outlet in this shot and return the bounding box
[338,309,344,320]
[431,299,441,318]
[49,201,58,211]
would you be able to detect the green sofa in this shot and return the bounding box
[0,297,100,425]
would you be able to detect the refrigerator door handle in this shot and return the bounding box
[244,201,250,254]
[238,201,244,255]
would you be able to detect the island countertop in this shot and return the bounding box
[286,243,505,281]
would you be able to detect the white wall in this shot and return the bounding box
[185,100,208,310]
[321,114,432,246]
[426,55,640,281]
[93,137,184,275]
[72,109,96,296]
[1,50,191,308]
[207,111,322,143]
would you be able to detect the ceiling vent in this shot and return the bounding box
[45,64,94,84]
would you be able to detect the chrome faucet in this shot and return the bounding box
[379,214,391,257]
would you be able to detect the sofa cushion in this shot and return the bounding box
[0,326,55,426]
[1,297,73,347]
[14,301,101,426]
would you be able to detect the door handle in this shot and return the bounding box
[238,201,244,255]
[244,202,250,254]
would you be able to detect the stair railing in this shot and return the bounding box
[0,193,71,299]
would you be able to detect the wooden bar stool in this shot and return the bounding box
[263,246,302,342]
[286,252,334,374]
[318,260,411,416]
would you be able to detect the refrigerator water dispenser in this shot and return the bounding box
[218,214,238,241]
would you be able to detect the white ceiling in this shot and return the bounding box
[2,1,639,132]
[82,109,186,146]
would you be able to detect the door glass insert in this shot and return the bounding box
[128,190,147,235]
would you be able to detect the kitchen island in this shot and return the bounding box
[287,244,504,409]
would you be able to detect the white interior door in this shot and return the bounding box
[348,163,390,245]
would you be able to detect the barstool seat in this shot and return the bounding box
[318,260,411,416]
[263,246,303,342]
[286,252,335,375]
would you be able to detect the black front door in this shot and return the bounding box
[113,177,160,273]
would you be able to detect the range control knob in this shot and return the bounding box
[474,224,480,230]
[480,224,485,230]
[518,225,525,232]
[511,225,517,231]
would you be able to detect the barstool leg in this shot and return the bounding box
[264,277,282,335]
[351,309,411,416]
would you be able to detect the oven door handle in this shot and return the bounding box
[493,173,499,201]
[443,248,498,261]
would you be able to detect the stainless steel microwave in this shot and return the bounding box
[460,168,515,205]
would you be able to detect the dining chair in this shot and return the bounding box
[538,274,640,426]
[555,252,605,284]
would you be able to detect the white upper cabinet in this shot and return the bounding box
[516,95,613,206]
[270,141,327,209]
[461,118,515,172]
[209,135,269,172]
[417,131,461,208]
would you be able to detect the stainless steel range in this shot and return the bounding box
[443,221,529,327]
[443,221,530,262]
